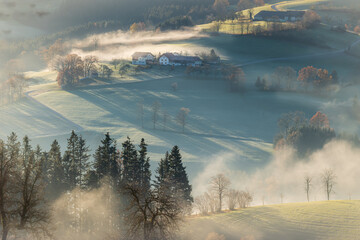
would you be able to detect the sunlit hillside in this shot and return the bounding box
[182,201,360,240]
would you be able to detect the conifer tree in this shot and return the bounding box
[48,140,66,197]
[64,131,90,189]
[121,137,139,187]
[64,131,79,188]
[155,151,170,188]
[138,138,151,192]
[93,132,120,187]
[76,135,90,189]
[168,146,193,206]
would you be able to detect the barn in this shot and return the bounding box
[159,53,202,67]
[132,52,155,65]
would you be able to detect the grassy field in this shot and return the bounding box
[181,200,360,240]
[198,0,328,35]
[1,15,360,184]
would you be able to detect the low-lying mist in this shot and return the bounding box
[69,28,210,61]
[52,182,122,240]
[194,140,360,205]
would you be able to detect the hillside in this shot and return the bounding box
[181,201,360,240]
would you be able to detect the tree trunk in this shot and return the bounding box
[2,225,9,240]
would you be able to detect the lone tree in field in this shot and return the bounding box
[321,169,336,201]
[304,175,312,202]
[137,101,145,128]
[110,59,121,69]
[53,54,84,87]
[177,107,190,133]
[210,173,231,212]
[151,101,161,129]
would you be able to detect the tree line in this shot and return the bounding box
[255,66,339,92]
[274,111,336,157]
[0,74,28,106]
[194,174,253,215]
[0,131,192,240]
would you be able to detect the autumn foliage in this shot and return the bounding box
[275,111,334,156]
[53,54,84,87]
[310,111,330,128]
[297,66,336,90]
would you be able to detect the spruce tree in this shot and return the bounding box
[168,146,193,206]
[155,151,170,188]
[121,137,138,187]
[64,131,79,188]
[76,135,90,189]
[93,132,120,187]
[138,138,151,192]
[48,140,66,197]
[64,131,90,189]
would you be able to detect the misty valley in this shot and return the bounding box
[0,0,360,239]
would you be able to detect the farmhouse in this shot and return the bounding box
[132,52,155,65]
[159,53,202,67]
[254,11,306,22]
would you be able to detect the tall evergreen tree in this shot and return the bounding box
[63,131,90,189]
[93,132,120,187]
[121,137,139,187]
[138,138,151,192]
[76,135,90,189]
[168,146,193,206]
[48,140,66,197]
[155,151,170,188]
[64,131,79,188]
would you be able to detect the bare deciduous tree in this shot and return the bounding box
[304,175,312,202]
[194,194,210,215]
[138,101,145,128]
[163,111,169,131]
[124,184,182,240]
[210,174,231,212]
[321,169,336,201]
[0,134,50,240]
[0,134,19,240]
[151,101,161,129]
[237,190,253,208]
[83,56,98,77]
[53,54,84,87]
[227,189,238,210]
[110,59,121,69]
[177,107,190,133]
[171,82,178,92]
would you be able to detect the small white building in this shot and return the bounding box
[159,53,202,67]
[132,52,155,65]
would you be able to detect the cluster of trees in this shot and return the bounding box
[297,66,338,91]
[185,57,246,94]
[304,168,337,202]
[194,174,253,215]
[255,66,339,92]
[0,131,192,240]
[157,16,194,31]
[129,22,146,33]
[274,111,336,156]
[0,134,51,240]
[52,54,116,87]
[0,74,28,105]
[138,100,191,133]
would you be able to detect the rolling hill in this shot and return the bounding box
[182,200,360,240]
